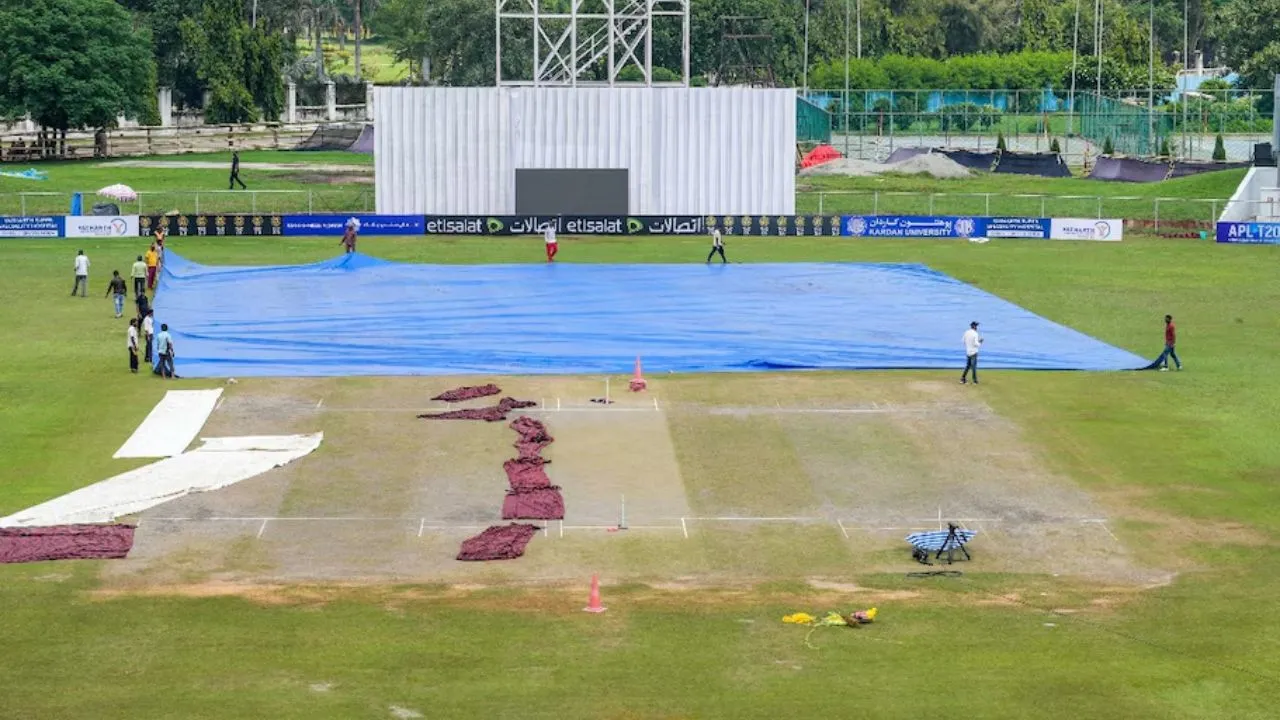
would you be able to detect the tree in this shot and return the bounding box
[180,0,284,122]
[1103,136,1114,155]
[997,130,1007,151]
[1158,137,1171,158]
[1050,137,1061,153]
[369,0,429,81]
[1217,0,1280,89]
[0,0,156,135]
[1213,134,1227,161]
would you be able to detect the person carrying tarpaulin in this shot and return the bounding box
[543,223,558,262]
[340,220,359,254]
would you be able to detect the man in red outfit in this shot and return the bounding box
[1145,314,1182,371]
[543,223,558,262]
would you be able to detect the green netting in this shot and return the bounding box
[1078,93,1175,157]
[796,97,832,144]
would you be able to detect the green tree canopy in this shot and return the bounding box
[0,0,156,130]
[179,0,284,122]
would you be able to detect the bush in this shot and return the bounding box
[1213,134,1227,161]
[1103,136,1115,155]
[1050,137,1061,153]
[1158,138,1171,158]
[997,131,1007,151]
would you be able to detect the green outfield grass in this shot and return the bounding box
[1,232,1278,718]
[2,150,1243,223]
[799,167,1244,223]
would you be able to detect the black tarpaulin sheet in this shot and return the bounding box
[994,151,1072,178]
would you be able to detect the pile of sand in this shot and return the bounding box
[799,152,970,179]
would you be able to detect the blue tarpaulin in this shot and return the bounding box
[153,253,1146,377]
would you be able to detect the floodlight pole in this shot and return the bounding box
[1069,0,1080,135]
[1095,0,1103,97]
[802,0,810,96]
[1149,0,1155,155]
[856,0,862,59]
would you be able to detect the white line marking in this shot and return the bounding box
[556,397,561,411]
[1094,521,1121,543]
[316,398,324,409]
[214,397,224,411]
[911,517,1002,523]
[837,519,849,539]
[559,520,564,538]
[681,517,689,538]
[653,396,659,411]
[418,518,425,537]
[543,524,549,537]
[683,516,819,522]
[937,507,943,531]
[256,519,268,539]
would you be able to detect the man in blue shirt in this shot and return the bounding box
[155,323,175,378]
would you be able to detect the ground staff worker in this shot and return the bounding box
[131,255,147,296]
[706,226,727,263]
[961,321,982,385]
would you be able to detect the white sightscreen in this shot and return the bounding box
[374,86,795,215]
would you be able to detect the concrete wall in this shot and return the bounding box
[1219,167,1278,222]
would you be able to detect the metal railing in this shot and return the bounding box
[0,188,1233,233]
[0,189,374,216]
[799,190,1225,231]
[802,87,1274,163]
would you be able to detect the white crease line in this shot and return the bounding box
[683,516,820,522]
[837,518,850,539]
[681,517,689,539]
[1091,521,1121,543]
[418,518,425,537]
[316,398,324,409]
[556,397,561,411]
[256,519,268,539]
[214,397,224,411]
[653,396,659,411]
[543,525,549,537]
[559,520,564,538]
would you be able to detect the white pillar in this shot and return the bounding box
[364,82,374,121]
[1272,75,1280,160]
[286,82,298,124]
[325,81,337,121]
[158,87,173,127]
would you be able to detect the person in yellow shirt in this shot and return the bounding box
[145,244,159,290]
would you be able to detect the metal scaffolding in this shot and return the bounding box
[495,0,690,86]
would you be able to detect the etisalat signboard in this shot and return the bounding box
[422,215,844,236]
[423,216,708,236]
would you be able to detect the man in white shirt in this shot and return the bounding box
[72,250,89,297]
[543,224,558,263]
[961,321,982,385]
[128,319,140,373]
[142,310,155,364]
[706,226,726,263]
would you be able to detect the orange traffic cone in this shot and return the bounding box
[629,356,647,392]
[583,574,607,613]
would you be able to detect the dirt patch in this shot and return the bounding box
[278,171,374,185]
